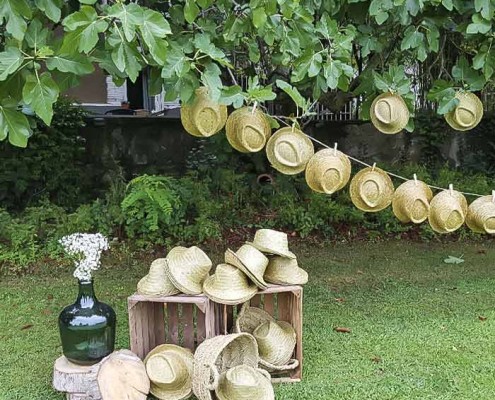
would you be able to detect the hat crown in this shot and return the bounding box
[221,365,264,398]
[360,178,381,207]
[273,137,303,167]
[240,123,266,151]
[374,97,397,124]
[215,263,249,285]
[455,106,476,127]
[254,321,296,366]
[146,353,188,388]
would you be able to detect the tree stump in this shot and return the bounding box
[53,356,102,400]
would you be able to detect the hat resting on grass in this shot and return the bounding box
[428,188,468,233]
[215,365,274,400]
[254,320,298,370]
[370,92,410,134]
[137,258,180,296]
[349,166,395,212]
[305,148,352,194]
[225,244,269,289]
[445,92,483,132]
[226,107,272,153]
[247,228,296,259]
[392,179,433,224]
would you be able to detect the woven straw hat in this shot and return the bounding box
[144,344,193,400]
[265,127,314,175]
[254,321,296,367]
[137,258,180,296]
[225,244,269,289]
[226,107,272,153]
[466,195,495,234]
[264,257,308,285]
[349,166,395,212]
[203,264,258,305]
[370,93,410,134]
[305,149,352,194]
[234,304,275,334]
[392,179,433,224]
[180,87,227,137]
[215,365,274,400]
[192,333,259,400]
[165,246,212,295]
[247,228,296,259]
[428,189,468,233]
[445,92,483,131]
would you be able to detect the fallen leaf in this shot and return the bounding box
[42,309,52,316]
[334,327,352,333]
[47,294,54,300]
[479,316,488,321]
[371,356,382,363]
[291,231,297,237]
[335,298,345,303]
[448,287,458,291]
[477,249,487,254]
[21,324,33,330]
[357,270,365,275]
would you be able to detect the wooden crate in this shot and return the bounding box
[214,285,303,383]
[127,293,216,360]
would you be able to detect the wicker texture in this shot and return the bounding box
[215,365,274,400]
[226,107,272,153]
[254,321,296,367]
[265,127,314,175]
[137,258,180,296]
[192,333,259,400]
[349,167,395,212]
[428,189,468,233]
[392,180,433,224]
[247,228,296,259]
[203,264,258,305]
[225,245,269,289]
[305,149,352,194]
[370,93,410,134]
[264,257,308,285]
[466,195,495,234]
[445,92,483,131]
[234,304,275,334]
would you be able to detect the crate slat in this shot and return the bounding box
[168,303,179,345]
[264,294,275,316]
[182,304,194,351]
[196,307,206,344]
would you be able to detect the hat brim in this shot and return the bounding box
[256,321,297,367]
[137,275,181,296]
[215,369,274,400]
[370,93,410,134]
[225,249,268,289]
[349,168,394,212]
[203,275,258,305]
[246,242,296,259]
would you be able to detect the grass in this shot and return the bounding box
[2,240,495,399]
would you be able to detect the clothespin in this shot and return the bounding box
[291,123,295,133]
[492,190,495,203]
[333,143,338,156]
[449,184,454,196]
[372,162,376,172]
[413,174,418,186]
[251,101,258,115]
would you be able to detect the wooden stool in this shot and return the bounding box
[53,356,102,400]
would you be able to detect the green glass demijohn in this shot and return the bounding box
[58,279,116,365]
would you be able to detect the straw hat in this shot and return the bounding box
[226,107,272,153]
[349,166,395,212]
[144,344,193,400]
[428,189,468,233]
[180,87,227,137]
[466,195,495,234]
[247,228,296,259]
[225,244,269,289]
[305,149,352,194]
[203,264,258,305]
[165,246,212,295]
[254,321,296,367]
[392,179,433,224]
[264,257,308,285]
[192,333,259,400]
[215,365,274,400]
[370,92,410,134]
[445,92,483,131]
[137,258,180,296]
[234,304,275,334]
[265,127,314,175]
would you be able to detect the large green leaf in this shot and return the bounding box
[22,72,60,125]
[201,61,223,100]
[107,3,142,42]
[0,105,32,147]
[184,0,200,23]
[34,0,62,23]
[62,6,108,53]
[0,48,24,81]
[46,54,94,75]
[111,42,142,82]
[0,0,32,40]
[25,20,49,50]
[276,80,310,112]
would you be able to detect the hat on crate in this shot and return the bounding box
[350,166,395,212]
[445,92,483,132]
[392,179,433,224]
[226,107,272,153]
[215,365,274,400]
[165,246,212,295]
[428,188,468,233]
[265,127,315,175]
[466,195,495,234]
[234,303,275,334]
[225,244,269,289]
[253,321,297,368]
[203,264,258,305]
[305,148,352,194]
[137,258,180,296]
[264,257,308,286]
[144,344,194,400]
[370,92,410,134]
[247,229,296,259]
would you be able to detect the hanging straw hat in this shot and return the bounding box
[215,365,274,400]
[265,126,314,175]
[445,92,483,132]
[144,344,194,400]
[254,321,297,368]
[180,87,227,138]
[165,246,212,295]
[226,107,272,153]
[305,148,352,194]
[137,258,180,296]
[349,166,395,212]
[247,228,296,259]
[392,179,433,224]
[370,92,410,134]
[428,188,468,233]
[192,333,259,400]
[234,303,275,334]
[264,257,308,285]
[466,195,495,234]
[225,244,269,289]
[203,264,258,305]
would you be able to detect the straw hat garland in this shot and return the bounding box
[226,106,272,153]
[349,165,395,212]
[392,178,433,224]
[305,148,352,194]
[215,365,274,400]
[266,126,315,175]
[225,244,269,289]
[370,92,410,134]
[137,258,180,296]
[247,228,296,259]
[203,263,258,305]
[445,92,483,131]
[428,187,468,233]
[466,195,495,234]
[264,257,308,285]
[144,344,194,400]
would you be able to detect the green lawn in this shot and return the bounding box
[2,240,495,399]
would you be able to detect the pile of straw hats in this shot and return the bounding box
[392,179,433,224]
[350,166,395,212]
[466,195,495,234]
[305,148,352,194]
[445,92,483,131]
[226,107,272,153]
[180,87,227,138]
[428,188,468,233]
[370,92,410,134]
